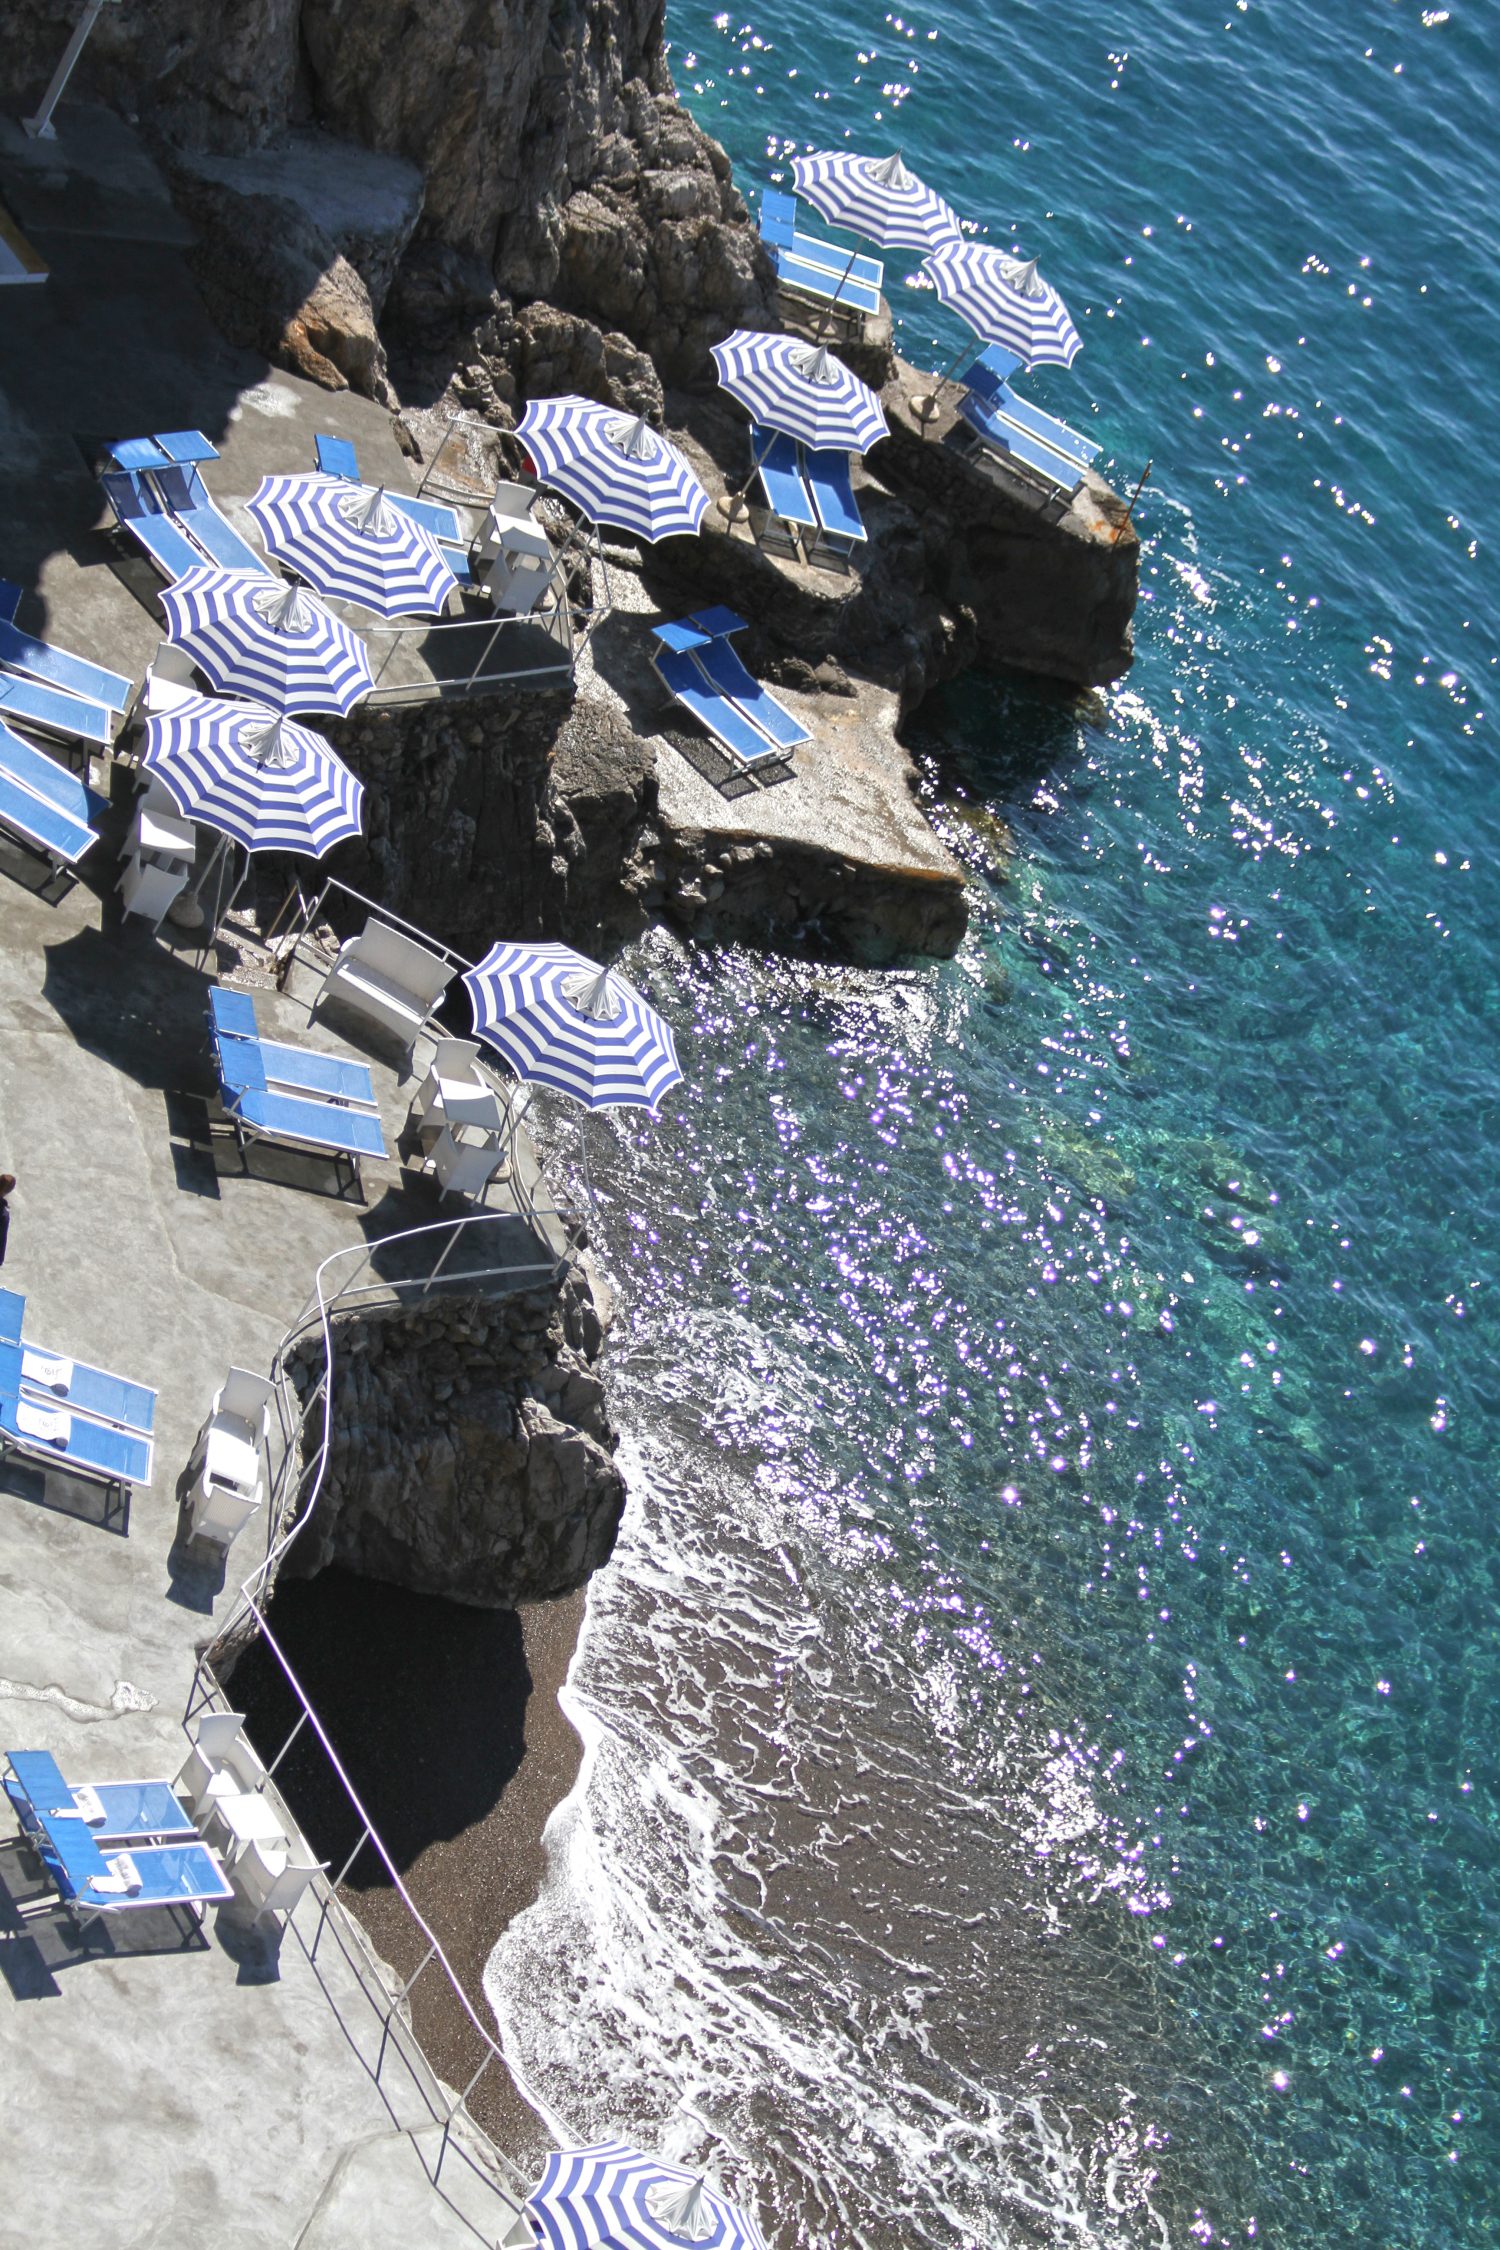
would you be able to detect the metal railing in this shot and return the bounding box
[188,1199,586,2233]
[179,874,605,2231]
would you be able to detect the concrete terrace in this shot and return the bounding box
[0,104,555,2250]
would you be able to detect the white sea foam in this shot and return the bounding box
[486,1365,1171,2249]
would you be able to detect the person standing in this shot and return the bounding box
[0,1174,13,1269]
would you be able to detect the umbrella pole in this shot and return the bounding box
[814,247,861,338]
[912,337,978,429]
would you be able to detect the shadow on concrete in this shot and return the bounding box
[0,1842,212,1988]
[40,920,211,1095]
[0,1453,129,1538]
[227,1569,532,1887]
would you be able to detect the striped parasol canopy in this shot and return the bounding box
[526,2142,768,2250]
[246,475,458,617]
[463,943,682,1113]
[516,398,708,544]
[922,241,1082,369]
[141,689,363,858]
[159,566,374,716]
[791,148,960,254]
[710,330,888,455]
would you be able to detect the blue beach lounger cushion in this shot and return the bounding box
[0,670,114,753]
[0,613,131,714]
[802,448,867,552]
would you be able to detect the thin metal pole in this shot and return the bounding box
[332,1823,373,1889]
[23,0,117,139]
[1113,458,1153,542]
[266,1708,310,1777]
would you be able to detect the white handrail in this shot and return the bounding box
[191,1202,592,2209]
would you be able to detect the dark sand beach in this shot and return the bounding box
[230,1570,585,2154]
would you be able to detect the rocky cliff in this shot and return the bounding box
[281,1276,625,1607]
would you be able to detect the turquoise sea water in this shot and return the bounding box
[488,5,1499,2243]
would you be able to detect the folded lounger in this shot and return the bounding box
[965,350,1100,472]
[0,669,114,755]
[801,447,867,557]
[217,1042,388,1196]
[0,1374,154,1504]
[0,719,103,876]
[682,611,809,752]
[4,1753,196,1847]
[0,604,132,715]
[957,393,1084,494]
[101,469,206,582]
[760,190,883,315]
[312,432,462,546]
[749,425,819,550]
[650,630,793,776]
[209,986,379,1110]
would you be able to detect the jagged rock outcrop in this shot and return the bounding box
[168,168,398,403]
[281,1279,625,1608]
[4,3,773,383]
[321,682,661,960]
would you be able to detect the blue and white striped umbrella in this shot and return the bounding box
[791,149,960,255]
[526,2142,768,2250]
[463,943,682,1113]
[710,329,888,454]
[922,241,1082,369]
[517,398,708,544]
[246,475,458,618]
[141,689,363,858]
[160,566,374,717]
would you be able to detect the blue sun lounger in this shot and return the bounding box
[0,1291,157,1444]
[801,447,866,558]
[216,1040,388,1196]
[966,348,1100,472]
[760,191,884,318]
[4,1753,196,1848]
[209,986,379,1110]
[29,1819,232,1930]
[0,603,132,717]
[749,425,819,554]
[682,610,809,752]
[151,461,269,577]
[0,670,114,757]
[0,719,104,878]
[0,1369,154,1509]
[101,468,206,581]
[651,623,800,779]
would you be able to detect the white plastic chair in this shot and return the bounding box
[234,1836,328,1925]
[188,1367,275,1548]
[414,1037,484,1128]
[175,1711,246,1816]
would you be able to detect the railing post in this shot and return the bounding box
[266,1708,310,1777]
[332,1822,373,1890]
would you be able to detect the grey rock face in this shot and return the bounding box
[167,169,397,404]
[320,684,661,960]
[281,1279,625,1608]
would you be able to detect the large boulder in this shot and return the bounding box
[168,168,396,403]
[282,1281,626,1609]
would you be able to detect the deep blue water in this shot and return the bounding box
[488,6,1500,2243]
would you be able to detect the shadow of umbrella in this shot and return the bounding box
[40,920,215,1095]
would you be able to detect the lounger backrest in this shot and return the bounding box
[316,434,360,481]
[352,919,455,1006]
[0,721,98,820]
[153,463,200,513]
[760,188,797,245]
[209,985,261,1042]
[101,469,154,521]
[430,1037,482,1076]
[216,1366,275,1428]
[0,1287,23,1344]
